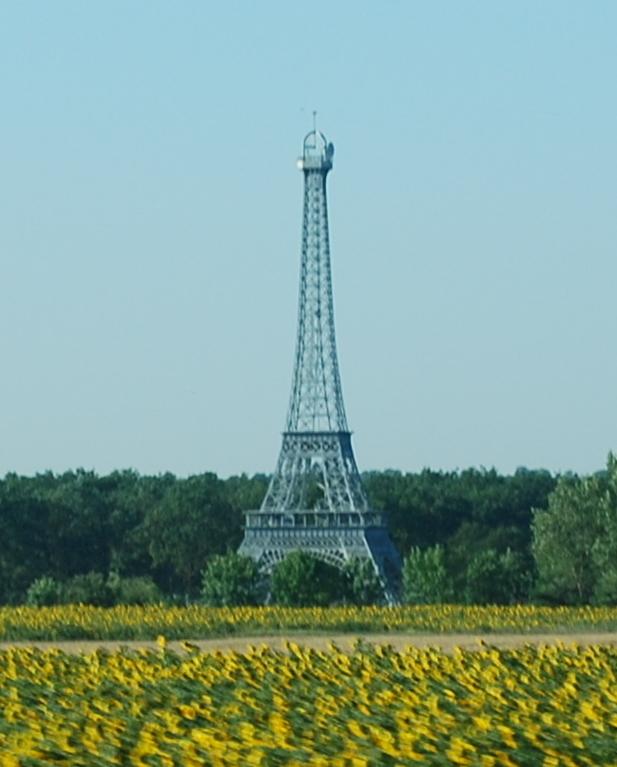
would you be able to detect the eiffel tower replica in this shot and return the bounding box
[239,124,401,601]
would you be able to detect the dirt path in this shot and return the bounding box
[2,632,617,654]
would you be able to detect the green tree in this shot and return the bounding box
[532,474,605,604]
[26,576,63,606]
[271,551,345,606]
[0,464,560,605]
[464,548,530,605]
[46,470,113,579]
[63,572,113,606]
[0,474,53,603]
[588,454,617,603]
[107,471,174,580]
[144,474,242,597]
[364,467,555,573]
[107,573,163,605]
[342,557,384,605]
[222,474,268,511]
[201,553,262,606]
[403,545,453,604]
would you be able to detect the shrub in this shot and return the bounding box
[465,548,531,605]
[26,576,64,606]
[201,553,262,606]
[342,557,384,605]
[271,551,345,607]
[107,573,163,605]
[403,545,453,604]
[63,572,113,606]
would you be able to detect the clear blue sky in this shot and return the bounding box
[1,1,616,478]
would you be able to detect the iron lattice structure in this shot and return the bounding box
[239,129,401,601]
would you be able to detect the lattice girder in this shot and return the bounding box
[260,431,367,514]
[238,128,401,602]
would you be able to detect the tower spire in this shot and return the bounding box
[239,126,401,602]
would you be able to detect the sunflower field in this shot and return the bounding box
[3,604,617,641]
[1,641,617,765]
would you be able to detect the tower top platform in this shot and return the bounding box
[297,130,334,172]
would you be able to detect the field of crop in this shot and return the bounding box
[2,640,617,765]
[4,604,617,641]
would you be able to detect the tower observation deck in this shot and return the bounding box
[238,128,401,602]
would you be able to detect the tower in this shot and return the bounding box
[239,127,401,601]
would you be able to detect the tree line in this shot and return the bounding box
[0,461,612,605]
